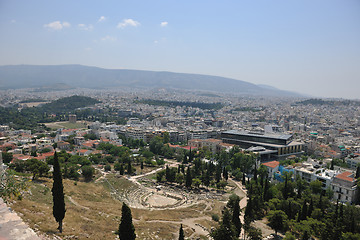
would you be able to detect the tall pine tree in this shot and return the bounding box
[119,202,136,240]
[52,151,66,233]
[232,197,242,237]
[179,224,184,240]
[185,166,192,188]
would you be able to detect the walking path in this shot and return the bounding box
[0,198,40,240]
[228,178,248,223]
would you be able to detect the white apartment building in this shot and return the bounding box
[331,171,358,203]
[294,162,338,190]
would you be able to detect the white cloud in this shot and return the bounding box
[11,20,16,23]
[78,23,93,31]
[101,35,117,41]
[117,18,140,29]
[160,21,168,27]
[62,22,70,28]
[84,47,92,51]
[44,21,71,30]
[98,16,106,22]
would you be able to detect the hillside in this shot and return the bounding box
[0,65,302,97]
[0,95,100,130]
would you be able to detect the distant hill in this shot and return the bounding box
[40,95,100,114]
[0,64,303,97]
[296,98,360,106]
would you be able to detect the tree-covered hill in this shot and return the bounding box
[0,95,100,130]
[40,96,100,114]
[296,98,360,106]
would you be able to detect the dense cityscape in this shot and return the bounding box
[1,87,360,239]
[1,1,359,239]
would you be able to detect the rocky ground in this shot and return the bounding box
[0,197,40,240]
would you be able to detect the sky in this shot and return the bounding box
[0,0,359,99]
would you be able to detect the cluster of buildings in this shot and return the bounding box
[1,88,360,203]
[262,159,358,204]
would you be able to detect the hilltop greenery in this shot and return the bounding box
[41,95,100,114]
[135,99,224,110]
[19,98,47,103]
[0,95,100,130]
[297,98,360,106]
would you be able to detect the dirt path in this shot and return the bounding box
[229,178,248,223]
[140,215,211,239]
[67,196,89,210]
[129,159,180,182]
[99,162,250,239]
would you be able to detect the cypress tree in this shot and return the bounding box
[179,224,184,240]
[203,170,210,187]
[52,151,66,233]
[119,202,136,240]
[185,167,192,188]
[189,147,193,162]
[308,198,313,217]
[263,177,270,201]
[127,161,132,175]
[350,209,355,233]
[223,167,228,181]
[211,208,237,240]
[283,174,289,199]
[119,164,124,175]
[253,165,257,182]
[300,200,308,221]
[166,165,170,182]
[334,200,339,223]
[183,154,188,164]
[286,200,292,219]
[232,198,242,237]
[244,197,254,225]
[215,164,222,183]
[297,209,301,222]
[330,160,334,170]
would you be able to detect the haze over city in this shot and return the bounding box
[0,0,359,99]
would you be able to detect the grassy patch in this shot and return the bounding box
[58,122,87,129]
[44,121,88,130]
[9,174,225,239]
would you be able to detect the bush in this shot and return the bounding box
[212,214,219,222]
[81,165,95,182]
[104,164,111,172]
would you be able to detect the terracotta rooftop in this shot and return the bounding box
[35,151,54,160]
[262,160,280,169]
[335,171,355,182]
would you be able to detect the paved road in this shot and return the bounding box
[0,198,40,240]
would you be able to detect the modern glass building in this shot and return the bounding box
[221,130,304,160]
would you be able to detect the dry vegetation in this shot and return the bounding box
[9,173,226,240]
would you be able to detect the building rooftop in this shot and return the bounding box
[335,171,355,182]
[262,160,280,169]
[223,130,293,141]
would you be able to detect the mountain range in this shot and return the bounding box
[0,64,302,97]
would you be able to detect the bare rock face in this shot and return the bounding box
[0,197,40,240]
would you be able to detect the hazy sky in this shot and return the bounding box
[0,0,359,99]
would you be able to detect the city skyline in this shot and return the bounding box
[0,0,359,99]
